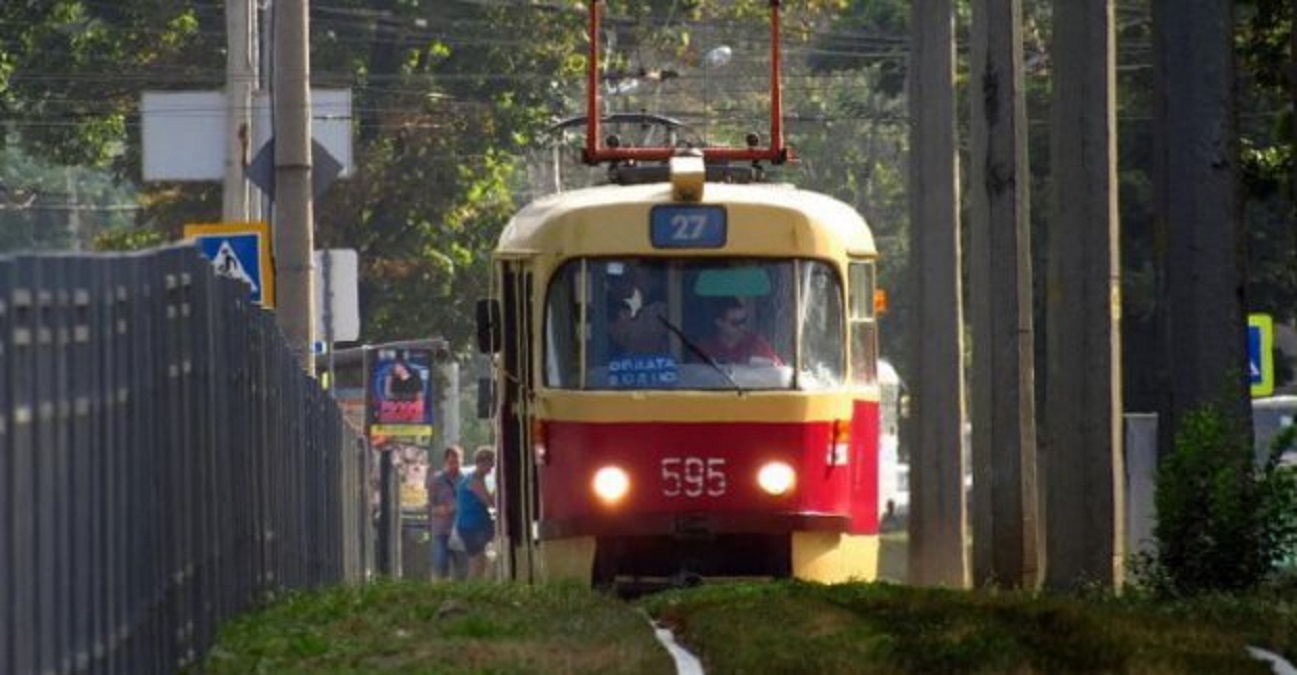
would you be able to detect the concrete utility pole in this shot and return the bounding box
[1044,0,1125,590]
[224,0,257,222]
[273,0,316,365]
[907,0,969,588]
[969,0,1041,588]
[1151,0,1247,454]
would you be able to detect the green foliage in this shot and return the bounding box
[0,147,141,252]
[0,1,216,167]
[310,2,587,350]
[92,225,163,252]
[1134,405,1297,597]
[1237,0,1297,333]
[786,65,910,367]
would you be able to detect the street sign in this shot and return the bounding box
[183,221,276,307]
[245,138,346,200]
[314,249,361,342]
[1249,313,1274,398]
[140,91,226,181]
[141,88,353,182]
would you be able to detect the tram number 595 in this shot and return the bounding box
[661,457,727,498]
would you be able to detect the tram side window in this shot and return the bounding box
[848,261,878,385]
[798,261,845,389]
[544,262,582,388]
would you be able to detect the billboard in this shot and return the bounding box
[370,347,434,431]
[368,347,436,517]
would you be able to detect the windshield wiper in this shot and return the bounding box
[656,314,745,395]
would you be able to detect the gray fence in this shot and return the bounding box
[0,246,370,675]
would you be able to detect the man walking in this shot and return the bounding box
[426,445,463,580]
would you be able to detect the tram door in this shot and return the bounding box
[496,262,539,582]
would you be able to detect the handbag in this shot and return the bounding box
[448,526,467,552]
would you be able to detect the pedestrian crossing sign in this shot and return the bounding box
[184,221,275,307]
[1248,313,1274,398]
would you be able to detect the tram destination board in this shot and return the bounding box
[650,204,727,249]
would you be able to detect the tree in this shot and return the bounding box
[0,2,217,167]
[309,1,586,348]
[1237,0,1297,388]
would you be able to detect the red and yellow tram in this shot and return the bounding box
[477,158,883,585]
[475,0,883,587]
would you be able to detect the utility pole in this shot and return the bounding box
[273,0,315,366]
[1044,0,1124,590]
[1151,0,1246,453]
[225,0,256,222]
[907,0,968,588]
[969,0,1041,589]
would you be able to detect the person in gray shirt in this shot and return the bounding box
[426,445,463,580]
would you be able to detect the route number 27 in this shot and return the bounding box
[661,457,727,498]
[669,214,709,241]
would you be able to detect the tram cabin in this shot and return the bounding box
[478,157,883,586]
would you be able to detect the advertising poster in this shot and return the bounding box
[369,348,436,517]
[371,348,435,431]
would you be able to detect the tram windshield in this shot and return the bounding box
[545,258,846,391]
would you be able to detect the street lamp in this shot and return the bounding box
[701,45,733,145]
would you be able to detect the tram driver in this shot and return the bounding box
[698,297,782,366]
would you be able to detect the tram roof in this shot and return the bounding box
[495,181,875,258]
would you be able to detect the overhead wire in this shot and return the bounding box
[0,0,1179,135]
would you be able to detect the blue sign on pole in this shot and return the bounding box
[1248,313,1274,398]
[183,221,275,307]
[1248,325,1263,386]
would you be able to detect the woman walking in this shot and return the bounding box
[453,446,496,580]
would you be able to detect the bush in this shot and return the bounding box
[1132,405,1297,596]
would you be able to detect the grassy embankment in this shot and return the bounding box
[642,578,1297,674]
[199,580,670,674]
[201,534,1297,675]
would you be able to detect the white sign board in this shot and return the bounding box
[314,249,361,342]
[253,89,354,178]
[141,89,353,181]
[141,91,227,181]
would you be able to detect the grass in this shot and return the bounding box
[640,580,1297,674]
[198,569,1297,674]
[198,579,671,674]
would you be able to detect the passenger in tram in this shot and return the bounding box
[606,282,669,357]
[698,297,782,366]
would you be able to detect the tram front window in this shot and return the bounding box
[544,258,846,391]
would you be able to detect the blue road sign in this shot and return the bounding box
[1248,313,1274,398]
[183,221,275,307]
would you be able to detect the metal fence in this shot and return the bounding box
[0,245,370,675]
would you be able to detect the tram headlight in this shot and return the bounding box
[757,461,796,496]
[592,466,631,504]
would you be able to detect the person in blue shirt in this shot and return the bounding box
[453,446,496,580]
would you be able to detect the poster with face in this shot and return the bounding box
[367,348,436,519]
[370,348,434,432]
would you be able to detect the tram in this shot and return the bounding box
[475,1,883,586]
